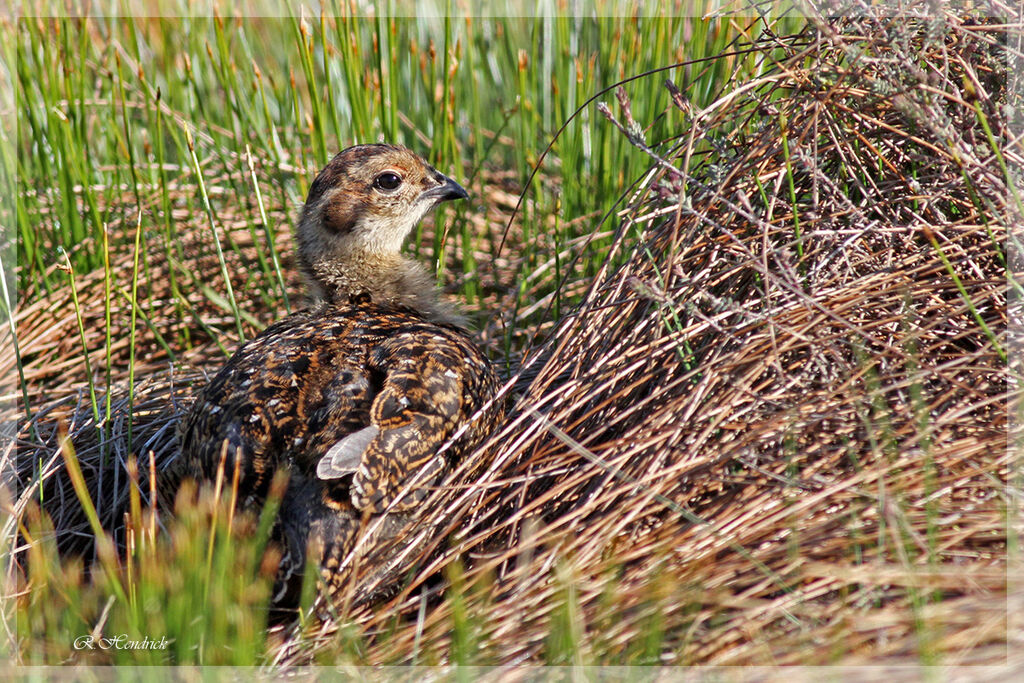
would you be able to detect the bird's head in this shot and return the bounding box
[296,144,467,301]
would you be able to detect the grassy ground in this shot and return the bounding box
[9,5,761,342]
[3,0,1020,672]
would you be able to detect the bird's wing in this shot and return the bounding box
[179,308,370,498]
[317,425,379,479]
[178,318,310,495]
[330,327,472,513]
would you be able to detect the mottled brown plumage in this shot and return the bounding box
[177,144,502,610]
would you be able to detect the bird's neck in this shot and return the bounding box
[304,250,461,326]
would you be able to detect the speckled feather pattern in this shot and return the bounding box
[178,297,500,604]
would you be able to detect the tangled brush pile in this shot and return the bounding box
[331,5,1019,666]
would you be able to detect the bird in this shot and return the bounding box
[176,143,502,612]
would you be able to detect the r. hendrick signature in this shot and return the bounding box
[73,634,170,650]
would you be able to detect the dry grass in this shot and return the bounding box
[6,2,1021,669]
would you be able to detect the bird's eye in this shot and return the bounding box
[373,172,403,192]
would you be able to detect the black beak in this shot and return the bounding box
[421,174,469,204]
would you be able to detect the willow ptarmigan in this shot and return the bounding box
[177,144,501,610]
